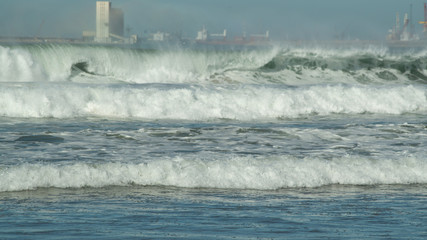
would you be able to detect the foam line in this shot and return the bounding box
[0,83,425,119]
[1,156,426,192]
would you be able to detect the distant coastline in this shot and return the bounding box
[3,36,427,53]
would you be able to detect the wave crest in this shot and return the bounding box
[1,84,425,119]
[0,44,278,84]
[261,48,427,84]
[1,155,426,192]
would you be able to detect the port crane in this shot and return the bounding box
[34,19,45,40]
[389,12,410,40]
[419,3,427,33]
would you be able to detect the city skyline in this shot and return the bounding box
[0,0,424,41]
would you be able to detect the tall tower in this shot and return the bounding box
[110,8,124,37]
[96,1,111,43]
[424,3,427,34]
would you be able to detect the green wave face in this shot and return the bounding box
[3,43,427,85]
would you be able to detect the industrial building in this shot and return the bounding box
[110,8,124,37]
[95,1,125,43]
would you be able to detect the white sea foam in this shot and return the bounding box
[1,44,426,120]
[2,44,427,85]
[0,83,425,119]
[0,46,47,82]
[1,155,426,192]
[0,45,278,84]
[279,44,390,59]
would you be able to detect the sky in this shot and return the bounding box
[0,0,424,41]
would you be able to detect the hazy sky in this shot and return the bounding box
[0,0,423,40]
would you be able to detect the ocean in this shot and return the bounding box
[0,43,426,239]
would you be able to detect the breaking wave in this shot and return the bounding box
[260,47,427,84]
[1,83,425,119]
[1,44,426,120]
[0,44,278,84]
[1,155,426,192]
[2,44,427,85]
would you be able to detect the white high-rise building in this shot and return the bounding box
[95,1,125,43]
[95,1,111,43]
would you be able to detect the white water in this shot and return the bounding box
[1,44,426,193]
[1,83,425,119]
[0,45,278,83]
[2,44,427,85]
[0,47,47,82]
[1,44,426,120]
[1,155,426,192]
